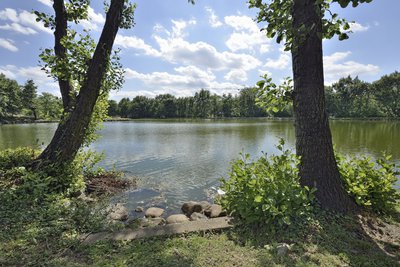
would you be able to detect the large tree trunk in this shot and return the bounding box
[291,0,358,213]
[33,0,125,167]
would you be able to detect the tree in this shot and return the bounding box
[21,80,38,120]
[194,89,211,118]
[373,71,400,117]
[36,93,63,120]
[107,100,119,117]
[32,0,135,171]
[250,0,373,212]
[0,73,21,117]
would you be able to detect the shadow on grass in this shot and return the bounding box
[68,237,195,267]
[228,211,400,267]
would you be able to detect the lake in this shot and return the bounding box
[1,119,399,214]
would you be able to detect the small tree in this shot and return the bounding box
[21,80,38,120]
[32,0,135,171]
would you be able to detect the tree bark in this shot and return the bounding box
[33,0,125,167]
[53,0,74,112]
[291,0,358,213]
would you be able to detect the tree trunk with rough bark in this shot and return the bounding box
[291,0,358,213]
[33,0,125,168]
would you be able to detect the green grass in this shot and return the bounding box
[1,198,399,267]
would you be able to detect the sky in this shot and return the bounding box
[0,0,399,100]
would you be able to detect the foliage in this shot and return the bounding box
[0,73,21,118]
[0,146,105,197]
[337,153,400,214]
[219,139,315,229]
[248,0,372,51]
[373,71,400,117]
[326,76,383,118]
[256,74,293,114]
[0,147,40,170]
[36,92,64,120]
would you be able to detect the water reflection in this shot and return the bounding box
[0,119,398,210]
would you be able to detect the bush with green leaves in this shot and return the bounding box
[219,140,315,229]
[0,147,39,169]
[0,147,106,198]
[337,153,400,214]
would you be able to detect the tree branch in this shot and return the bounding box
[53,0,74,112]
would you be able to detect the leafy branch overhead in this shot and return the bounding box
[256,75,293,113]
[249,0,373,51]
[34,0,135,109]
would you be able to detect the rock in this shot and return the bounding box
[166,214,189,224]
[190,212,208,221]
[145,207,164,218]
[181,201,203,216]
[199,201,211,211]
[135,217,166,228]
[108,203,129,221]
[135,206,144,212]
[276,243,290,256]
[204,204,223,218]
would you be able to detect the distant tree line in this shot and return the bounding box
[325,71,400,118]
[1,71,399,122]
[109,71,400,119]
[0,73,62,122]
[108,88,291,119]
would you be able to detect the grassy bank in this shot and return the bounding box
[1,148,399,266]
[1,203,399,266]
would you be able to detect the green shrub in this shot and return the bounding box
[219,140,315,229]
[0,147,105,198]
[337,153,400,214]
[0,147,39,169]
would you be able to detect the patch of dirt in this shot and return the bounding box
[358,213,400,257]
[85,172,136,196]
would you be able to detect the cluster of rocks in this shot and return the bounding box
[107,201,227,229]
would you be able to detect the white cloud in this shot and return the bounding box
[0,23,37,35]
[19,10,53,34]
[264,53,291,70]
[37,0,52,7]
[324,51,380,84]
[224,69,248,82]
[127,19,262,73]
[80,7,105,31]
[205,7,223,28]
[0,8,19,22]
[0,8,52,34]
[154,35,261,71]
[115,18,260,96]
[224,15,271,54]
[171,19,196,38]
[124,66,244,97]
[0,38,18,52]
[115,34,161,56]
[346,22,369,33]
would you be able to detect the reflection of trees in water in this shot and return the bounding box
[0,124,56,149]
[331,121,400,159]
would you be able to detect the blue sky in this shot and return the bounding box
[0,0,399,100]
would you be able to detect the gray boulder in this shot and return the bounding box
[181,201,203,216]
[145,207,164,218]
[166,214,190,224]
[108,203,129,221]
[204,204,223,218]
[276,243,290,256]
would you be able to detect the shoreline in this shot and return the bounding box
[1,116,399,125]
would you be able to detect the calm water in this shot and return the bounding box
[1,119,399,213]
